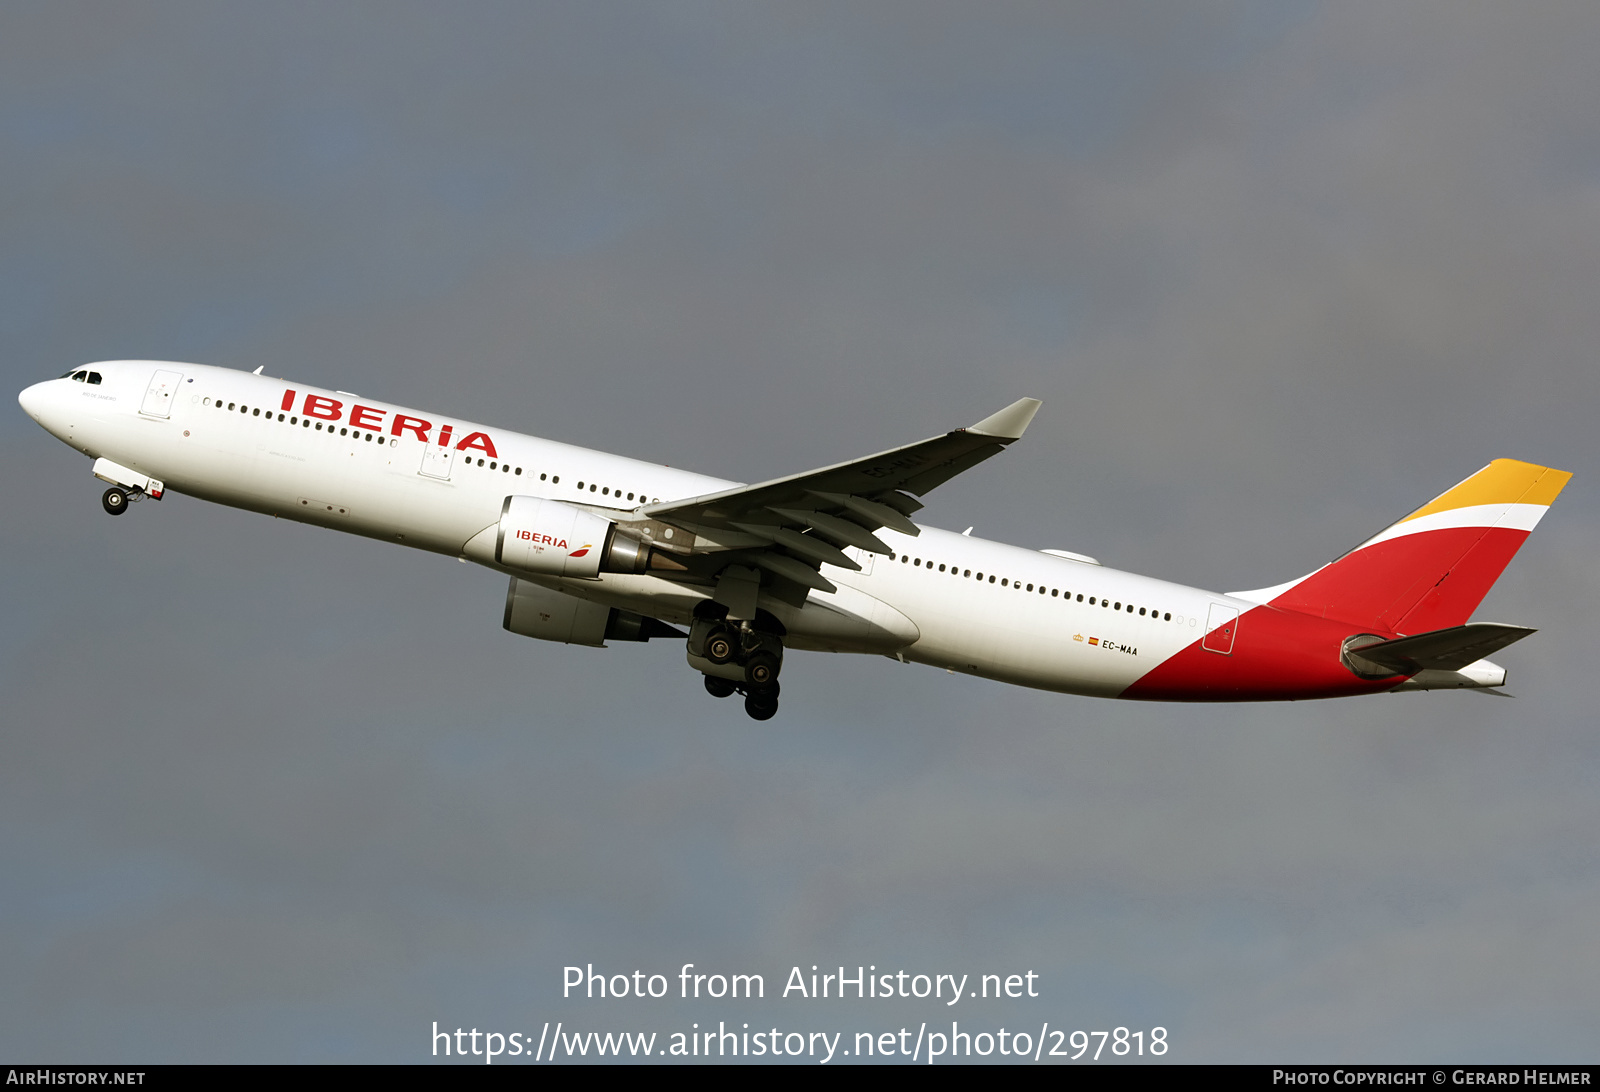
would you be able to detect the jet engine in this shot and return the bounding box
[503,577,683,647]
[493,496,653,579]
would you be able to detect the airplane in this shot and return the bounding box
[18,360,1570,720]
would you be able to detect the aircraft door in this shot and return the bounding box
[140,369,184,418]
[1202,603,1239,654]
[419,442,454,480]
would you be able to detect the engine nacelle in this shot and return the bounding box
[503,577,683,647]
[493,496,649,579]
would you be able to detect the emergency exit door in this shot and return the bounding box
[419,443,454,480]
[140,369,183,418]
[1202,603,1240,654]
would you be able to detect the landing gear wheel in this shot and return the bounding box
[704,627,738,665]
[102,487,129,515]
[744,651,780,688]
[744,694,778,721]
[704,675,736,698]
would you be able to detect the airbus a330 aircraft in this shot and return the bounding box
[19,361,1569,719]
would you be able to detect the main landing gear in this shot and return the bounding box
[689,604,786,721]
[702,673,781,720]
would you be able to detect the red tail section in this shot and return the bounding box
[1240,460,1570,634]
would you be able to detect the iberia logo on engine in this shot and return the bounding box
[515,529,569,551]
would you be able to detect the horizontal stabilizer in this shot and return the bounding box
[1343,623,1535,677]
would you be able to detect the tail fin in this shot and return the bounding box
[1234,459,1571,634]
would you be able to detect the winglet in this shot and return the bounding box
[968,397,1042,440]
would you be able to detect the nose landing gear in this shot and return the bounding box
[102,487,129,515]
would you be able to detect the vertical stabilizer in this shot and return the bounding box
[1234,460,1570,633]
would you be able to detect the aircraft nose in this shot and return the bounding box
[17,380,50,423]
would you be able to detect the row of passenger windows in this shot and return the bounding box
[202,395,660,504]
[889,552,1175,621]
[573,480,659,504]
[206,397,397,446]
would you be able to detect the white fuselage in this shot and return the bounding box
[20,361,1238,698]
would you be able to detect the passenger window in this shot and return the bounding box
[601,487,608,495]
[590,484,597,492]
[964,569,971,577]
[553,476,560,484]
[340,427,348,436]
[252,408,260,416]
[939,564,946,572]
[515,467,522,476]
[1001,579,1008,587]
[627,492,634,500]
[1139,607,1146,616]
[1089,597,1096,605]
[490,461,497,470]
[1164,613,1171,621]
[577,482,584,489]
[1051,589,1058,597]
[988,575,996,583]
[503,464,510,473]
[228,402,235,410]
[540,473,548,480]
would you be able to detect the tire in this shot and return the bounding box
[744,694,778,721]
[703,675,736,699]
[102,488,128,515]
[743,650,780,688]
[704,627,737,665]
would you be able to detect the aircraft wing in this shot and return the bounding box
[638,397,1041,595]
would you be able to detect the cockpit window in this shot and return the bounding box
[87,372,103,385]
[69,371,87,382]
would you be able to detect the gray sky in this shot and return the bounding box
[2,1,1596,1063]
